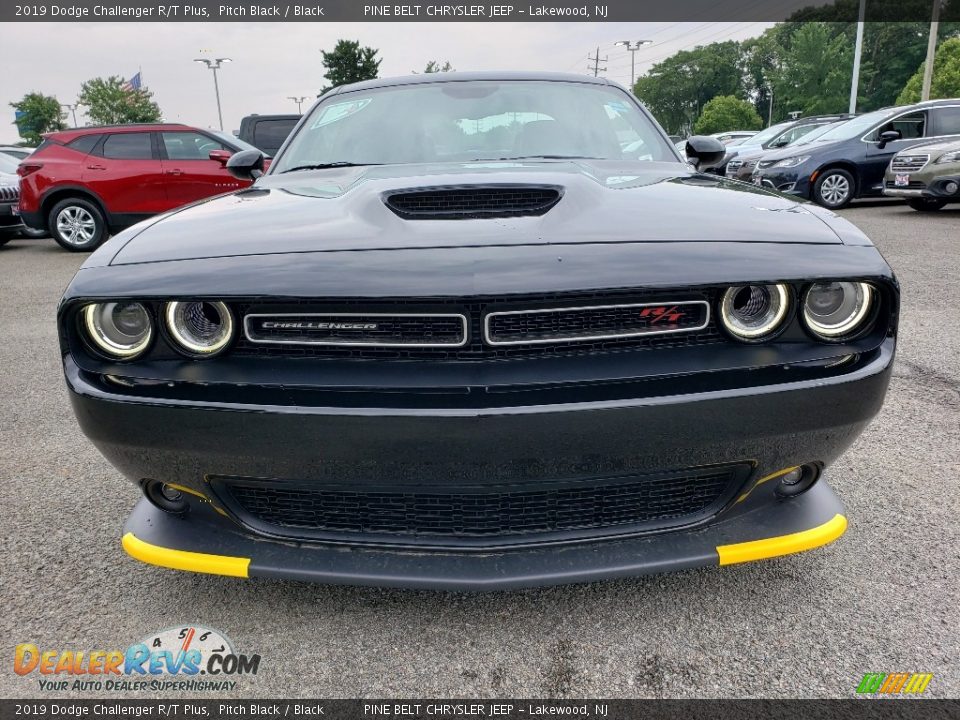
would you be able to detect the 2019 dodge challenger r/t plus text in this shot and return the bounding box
[59,73,898,589]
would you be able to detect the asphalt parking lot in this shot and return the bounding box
[1,201,958,699]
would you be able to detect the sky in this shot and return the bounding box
[0,21,773,140]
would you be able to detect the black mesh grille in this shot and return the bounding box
[245,313,466,347]
[219,466,740,543]
[231,289,727,361]
[384,185,561,219]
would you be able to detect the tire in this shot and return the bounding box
[907,198,947,212]
[812,168,855,209]
[48,197,107,252]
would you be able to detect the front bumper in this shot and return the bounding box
[753,168,810,197]
[66,339,894,589]
[883,174,960,200]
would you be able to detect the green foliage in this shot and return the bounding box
[423,60,454,73]
[633,41,745,134]
[693,95,763,134]
[78,76,162,125]
[320,39,381,91]
[10,92,65,144]
[897,37,960,103]
[774,23,853,116]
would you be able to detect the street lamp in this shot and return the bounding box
[193,57,232,130]
[61,103,79,127]
[615,40,653,88]
[287,96,308,113]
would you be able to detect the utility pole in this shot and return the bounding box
[614,40,652,89]
[849,0,866,113]
[194,57,232,131]
[922,0,942,101]
[61,103,78,126]
[287,96,308,113]
[587,47,607,77]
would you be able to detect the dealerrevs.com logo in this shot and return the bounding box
[14,626,261,693]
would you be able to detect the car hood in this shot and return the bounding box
[106,160,846,265]
[895,138,960,156]
[760,139,844,163]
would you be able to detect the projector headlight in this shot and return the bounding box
[82,302,153,360]
[803,282,875,340]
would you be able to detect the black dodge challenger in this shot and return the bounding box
[59,73,897,589]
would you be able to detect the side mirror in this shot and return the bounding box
[226,149,265,180]
[685,135,727,171]
[877,130,902,149]
[208,149,233,165]
[771,137,790,148]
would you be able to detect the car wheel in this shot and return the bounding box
[813,169,855,209]
[907,198,947,212]
[49,197,107,252]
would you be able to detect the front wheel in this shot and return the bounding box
[49,197,107,252]
[907,198,947,212]
[813,169,855,209]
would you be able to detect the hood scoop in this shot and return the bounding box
[383,184,562,220]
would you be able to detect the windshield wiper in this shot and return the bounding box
[280,162,381,174]
[476,155,603,161]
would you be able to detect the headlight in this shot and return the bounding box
[82,302,153,359]
[802,282,875,339]
[934,151,960,164]
[719,284,791,341]
[165,301,234,357]
[773,155,810,168]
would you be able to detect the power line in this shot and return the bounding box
[587,46,608,77]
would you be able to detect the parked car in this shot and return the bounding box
[0,154,24,246]
[724,114,853,179]
[237,114,300,156]
[0,145,34,161]
[17,123,263,251]
[883,137,960,211]
[751,99,960,208]
[60,72,897,589]
[727,120,847,183]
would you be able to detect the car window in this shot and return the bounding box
[775,123,824,146]
[67,135,101,155]
[0,154,18,173]
[253,120,297,153]
[162,132,226,160]
[101,133,154,159]
[275,81,676,170]
[207,129,262,154]
[932,106,960,136]
[865,112,926,141]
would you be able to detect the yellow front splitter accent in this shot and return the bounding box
[122,532,250,578]
[716,513,847,566]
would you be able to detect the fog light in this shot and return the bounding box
[944,181,959,195]
[776,464,820,498]
[144,480,189,514]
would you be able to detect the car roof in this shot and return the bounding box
[328,71,616,96]
[44,123,196,142]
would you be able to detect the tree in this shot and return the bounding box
[693,96,764,134]
[897,37,960,103]
[774,23,853,117]
[423,60,454,73]
[9,92,66,145]
[320,39,381,91]
[77,76,162,125]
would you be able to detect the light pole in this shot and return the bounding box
[61,103,78,126]
[615,40,653,89]
[194,57,232,130]
[288,96,308,113]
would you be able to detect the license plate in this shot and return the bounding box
[895,173,910,187]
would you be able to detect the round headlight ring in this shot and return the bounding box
[165,301,235,357]
[81,302,153,360]
[803,282,875,340]
[719,283,791,341]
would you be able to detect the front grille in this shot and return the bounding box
[245,313,467,347]
[384,185,562,219]
[0,186,19,202]
[217,465,744,545]
[891,154,930,173]
[486,300,709,345]
[885,180,926,190]
[231,289,727,361]
[725,160,743,173]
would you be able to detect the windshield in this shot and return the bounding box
[746,122,792,147]
[792,121,844,145]
[274,80,676,172]
[816,109,899,142]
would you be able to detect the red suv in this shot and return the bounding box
[18,123,263,251]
